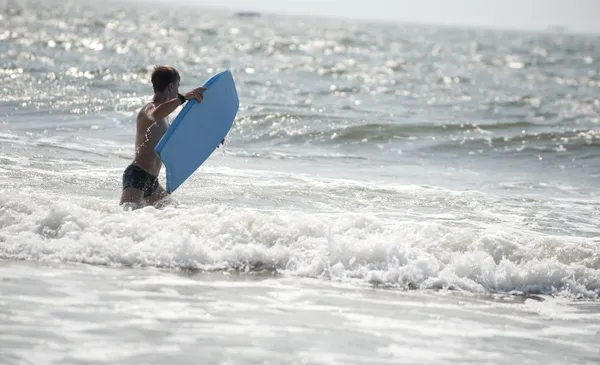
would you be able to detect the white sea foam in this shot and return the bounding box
[1,177,598,299]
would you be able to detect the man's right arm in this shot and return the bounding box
[148,97,183,121]
[148,87,207,121]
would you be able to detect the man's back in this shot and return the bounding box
[132,103,169,176]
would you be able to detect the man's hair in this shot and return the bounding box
[151,65,180,92]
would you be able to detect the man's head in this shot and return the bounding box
[151,65,180,98]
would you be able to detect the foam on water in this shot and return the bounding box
[1,169,598,299]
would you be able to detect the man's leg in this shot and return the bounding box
[120,187,145,210]
[143,184,170,208]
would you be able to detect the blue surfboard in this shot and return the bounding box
[154,70,239,193]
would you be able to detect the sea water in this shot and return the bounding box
[1,0,599,364]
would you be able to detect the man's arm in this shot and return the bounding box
[148,97,183,121]
[148,87,207,121]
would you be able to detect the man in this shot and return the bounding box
[119,65,205,209]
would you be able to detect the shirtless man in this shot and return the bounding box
[119,65,205,209]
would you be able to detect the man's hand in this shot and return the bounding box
[184,87,207,103]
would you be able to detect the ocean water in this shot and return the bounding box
[1,0,600,363]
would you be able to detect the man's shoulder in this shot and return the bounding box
[136,102,156,122]
[138,101,156,114]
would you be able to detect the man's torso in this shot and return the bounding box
[132,103,169,176]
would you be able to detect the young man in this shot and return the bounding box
[119,65,206,209]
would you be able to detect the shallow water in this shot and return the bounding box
[2,261,600,365]
[1,0,599,363]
